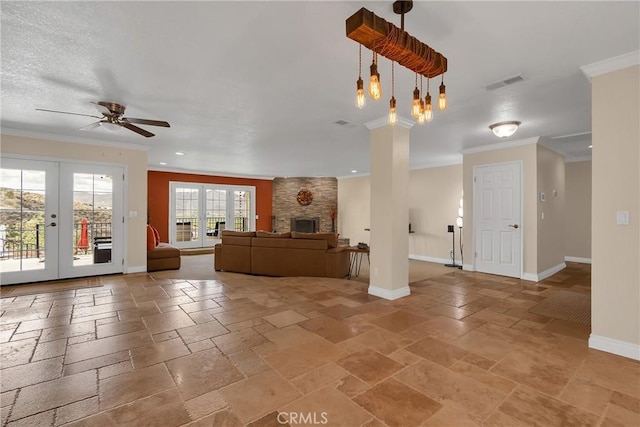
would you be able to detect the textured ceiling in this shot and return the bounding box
[1,1,639,177]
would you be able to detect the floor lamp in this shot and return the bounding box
[445,225,461,269]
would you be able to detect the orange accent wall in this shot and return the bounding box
[147,171,273,241]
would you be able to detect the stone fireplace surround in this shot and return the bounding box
[272,177,337,233]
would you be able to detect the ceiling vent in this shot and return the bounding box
[485,74,525,91]
[334,120,358,128]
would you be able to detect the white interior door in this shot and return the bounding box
[0,159,59,285]
[474,162,522,278]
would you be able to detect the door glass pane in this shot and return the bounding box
[234,191,250,231]
[205,189,226,242]
[72,173,113,266]
[0,168,46,273]
[175,187,198,242]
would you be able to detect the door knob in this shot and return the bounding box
[46,222,57,227]
[508,224,519,229]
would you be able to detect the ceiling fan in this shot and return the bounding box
[36,101,170,137]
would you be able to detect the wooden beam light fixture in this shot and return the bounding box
[347,1,448,123]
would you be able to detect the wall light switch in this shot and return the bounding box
[256,215,259,219]
[540,192,545,202]
[616,211,629,225]
[129,211,138,218]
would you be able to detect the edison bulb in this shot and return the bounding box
[388,97,397,126]
[438,82,447,111]
[356,77,366,109]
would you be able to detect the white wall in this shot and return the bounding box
[590,64,640,358]
[1,134,148,272]
[338,164,463,262]
[565,161,592,260]
[536,145,566,272]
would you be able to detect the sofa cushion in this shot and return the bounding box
[253,237,326,250]
[256,231,291,238]
[291,232,338,248]
[221,236,252,246]
[221,231,256,237]
[147,242,181,260]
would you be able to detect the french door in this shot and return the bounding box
[0,158,124,285]
[169,182,255,248]
[473,162,522,278]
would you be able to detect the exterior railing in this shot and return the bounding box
[0,221,113,260]
[175,216,248,241]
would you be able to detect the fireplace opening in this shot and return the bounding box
[291,217,320,233]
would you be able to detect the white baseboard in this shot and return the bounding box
[462,263,474,272]
[522,262,566,282]
[368,285,411,300]
[589,334,640,361]
[409,254,452,265]
[125,265,147,274]
[565,256,592,264]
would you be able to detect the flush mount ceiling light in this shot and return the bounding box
[347,1,448,125]
[489,121,521,138]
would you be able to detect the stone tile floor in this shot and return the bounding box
[1,262,639,426]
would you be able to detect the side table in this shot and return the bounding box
[344,246,370,279]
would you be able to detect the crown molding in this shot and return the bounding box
[147,166,275,181]
[1,127,150,151]
[462,137,540,155]
[365,115,415,130]
[580,50,640,80]
[565,155,592,163]
[336,158,463,179]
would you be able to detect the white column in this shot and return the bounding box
[366,116,413,300]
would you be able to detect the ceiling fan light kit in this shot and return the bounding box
[489,121,521,138]
[36,101,170,138]
[346,1,449,125]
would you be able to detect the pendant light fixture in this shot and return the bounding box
[416,75,426,124]
[368,52,382,100]
[356,44,366,109]
[438,74,447,111]
[346,1,449,123]
[388,61,397,126]
[424,78,433,122]
[411,73,421,119]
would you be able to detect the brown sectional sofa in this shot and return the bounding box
[214,231,349,278]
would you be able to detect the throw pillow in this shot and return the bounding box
[146,225,156,251]
[150,225,161,246]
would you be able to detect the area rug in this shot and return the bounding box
[529,290,591,326]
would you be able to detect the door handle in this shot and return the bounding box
[508,224,519,229]
[46,222,57,227]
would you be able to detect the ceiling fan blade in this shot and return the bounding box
[91,102,113,116]
[122,117,170,127]
[36,108,101,119]
[121,122,155,138]
[79,121,102,131]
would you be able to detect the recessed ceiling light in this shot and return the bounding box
[351,170,358,173]
[159,162,167,165]
[175,152,184,156]
[588,145,593,149]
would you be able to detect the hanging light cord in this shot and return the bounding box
[391,61,395,96]
[358,44,362,78]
